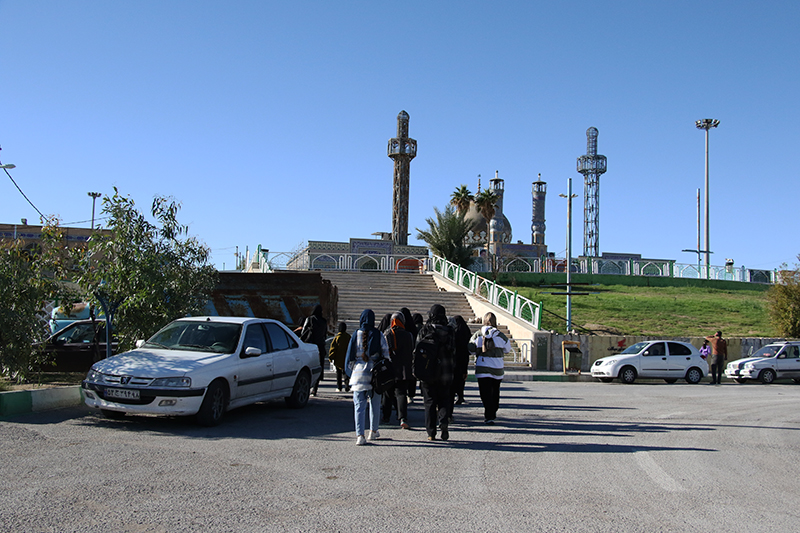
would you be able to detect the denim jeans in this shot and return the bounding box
[353,389,380,436]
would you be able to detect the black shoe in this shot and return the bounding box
[440,427,449,441]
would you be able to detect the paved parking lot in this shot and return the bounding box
[2,379,799,532]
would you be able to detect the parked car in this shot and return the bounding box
[44,319,116,372]
[82,316,321,426]
[591,340,708,384]
[725,342,800,384]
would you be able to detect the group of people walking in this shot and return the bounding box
[325,303,511,445]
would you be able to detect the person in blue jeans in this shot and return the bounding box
[345,309,390,445]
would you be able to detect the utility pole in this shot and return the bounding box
[560,178,578,332]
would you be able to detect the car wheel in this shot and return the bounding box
[285,370,311,409]
[664,378,678,384]
[101,409,126,420]
[685,367,702,384]
[619,366,637,384]
[735,378,747,384]
[759,369,776,384]
[598,377,613,383]
[196,380,228,426]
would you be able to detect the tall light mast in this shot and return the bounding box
[576,127,607,258]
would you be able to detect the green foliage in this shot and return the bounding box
[416,205,474,268]
[766,257,800,338]
[449,185,473,215]
[474,189,499,221]
[0,222,76,380]
[74,189,218,350]
[516,284,774,337]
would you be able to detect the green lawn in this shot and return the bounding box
[516,284,775,337]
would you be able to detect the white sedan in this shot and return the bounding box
[82,316,321,425]
[725,342,800,384]
[591,340,708,384]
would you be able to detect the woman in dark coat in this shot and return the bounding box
[449,315,471,409]
[300,304,327,396]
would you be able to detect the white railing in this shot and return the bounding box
[428,255,542,330]
[246,248,429,273]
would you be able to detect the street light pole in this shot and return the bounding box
[88,192,101,230]
[695,118,719,279]
[559,178,578,333]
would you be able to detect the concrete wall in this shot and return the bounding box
[539,334,785,372]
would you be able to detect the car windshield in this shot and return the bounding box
[142,321,242,353]
[620,342,650,355]
[751,345,782,358]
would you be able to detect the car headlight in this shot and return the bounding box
[150,377,191,388]
[603,359,616,366]
[744,363,755,370]
[86,369,106,383]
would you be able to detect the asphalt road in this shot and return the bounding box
[2,379,799,533]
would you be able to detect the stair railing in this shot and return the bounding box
[428,255,542,330]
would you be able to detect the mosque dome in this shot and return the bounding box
[463,202,512,245]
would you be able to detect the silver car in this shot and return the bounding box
[82,316,321,425]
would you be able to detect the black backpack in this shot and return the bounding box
[413,339,439,383]
[371,356,395,394]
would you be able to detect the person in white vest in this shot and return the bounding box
[469,312,511,424]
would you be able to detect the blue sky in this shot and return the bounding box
[1,1,798,271]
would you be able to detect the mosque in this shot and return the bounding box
[288,110,551,271]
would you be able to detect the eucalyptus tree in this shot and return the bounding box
[0,222,75,380]
[74,189,218,351]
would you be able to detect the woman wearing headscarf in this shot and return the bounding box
[383,312,415,429]
[345,309,390,445]
[300,304,327,396]
[415,304,455,441]
[449,315,471,410]
[328,322,351,392]
[468,312,511,424]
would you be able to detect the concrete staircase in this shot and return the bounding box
[321,271,525,366]
[322,271,475,331]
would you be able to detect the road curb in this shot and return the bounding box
[0,386,84,419]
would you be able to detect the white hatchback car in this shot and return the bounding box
[725,342,800,384]
[591,340,708,384]
[82,316,321,425]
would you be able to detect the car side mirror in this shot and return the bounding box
[244,346,262,358]
[135,340,145,348]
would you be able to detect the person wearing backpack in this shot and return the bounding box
[383,312,415,429]
[469,312,511,425]
[345,309,390,445]
[299,304,328,396]
[328,322,351,392]
[415,304,455,441]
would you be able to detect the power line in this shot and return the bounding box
[2,161,46,221]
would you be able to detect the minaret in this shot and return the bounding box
[531,173,547,249]
[387,111,417,246]
[488,171,505,254]
[576,127,607,257]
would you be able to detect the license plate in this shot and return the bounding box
[105,388,140,400]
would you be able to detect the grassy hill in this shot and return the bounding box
[514,284,775,338]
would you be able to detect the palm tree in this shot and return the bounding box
[415,205,473,268]
[474,189,499,222]
[450,185,473,215]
